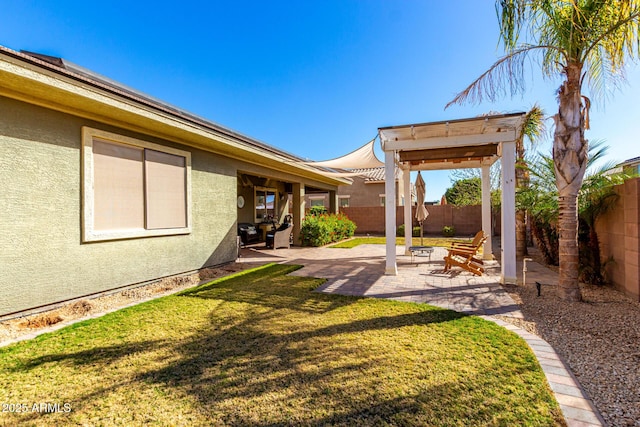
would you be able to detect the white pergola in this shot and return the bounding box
[379,112,525,285]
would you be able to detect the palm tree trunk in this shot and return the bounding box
[553,64,588,302]
[516,209,527,256]
[557,191,582,300]
[515,157,527,256]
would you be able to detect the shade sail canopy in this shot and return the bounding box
[304,139,384,169]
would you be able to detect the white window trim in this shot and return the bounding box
[82,127,192,242]
[338,195,350,207]
[254,186,278,223]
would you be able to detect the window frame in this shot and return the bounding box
[308,195,326,208]
[338,196,350,208]
[254,186,278,223]
[82,127,191,242]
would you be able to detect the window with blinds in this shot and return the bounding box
[82,128,191,242]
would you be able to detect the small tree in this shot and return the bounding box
[515,105,546,256]
[578,158,630,285]
[444,177,482,206]
[521,142,631,283]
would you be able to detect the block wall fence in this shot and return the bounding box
[596,177,640,300]
[339,205,484,237]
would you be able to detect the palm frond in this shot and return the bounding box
[521,103,546,146]
[445,45,558,108]
[497,0,529,49]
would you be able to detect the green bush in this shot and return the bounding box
[396,225,422,237]
[442,226,455,237]
[308,206,328,216]
[300,212,356,246]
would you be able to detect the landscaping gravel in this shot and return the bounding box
[500,278,640,427]
[0,262,260,346]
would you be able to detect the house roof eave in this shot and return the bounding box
[0,46,350,187]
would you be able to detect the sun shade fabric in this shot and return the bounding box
[145,149,187,229]
[303,139,383,169]
[415,171,429,223]
[92,140,145,231]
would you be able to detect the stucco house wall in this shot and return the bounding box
[337,177,384,206]
[0,96,238,316]
[0,47,346,317]
[306,174,403,209]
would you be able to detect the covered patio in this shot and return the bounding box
[379,113,526,284]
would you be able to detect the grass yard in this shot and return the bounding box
[331,236,474,249]
[0,264,562,426]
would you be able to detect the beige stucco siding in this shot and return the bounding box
[0,96,238,316]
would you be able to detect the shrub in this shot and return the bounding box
[308,206,328,216]
[442,226,455,237]
[300,212,356,246]
[396,225,422,237]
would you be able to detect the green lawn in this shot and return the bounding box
[0,264,562,426]
[331,236,474,248]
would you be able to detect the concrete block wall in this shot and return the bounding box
[596,177,640,300]
[340,205,483,236]
[623,178,640,300]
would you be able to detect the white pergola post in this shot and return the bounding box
[500,141,517,284]
[402,166,412,255]
[292,182,305,246]
[384,150,397,275]
[481,165,493,260]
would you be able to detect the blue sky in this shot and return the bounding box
[3,1,639,201]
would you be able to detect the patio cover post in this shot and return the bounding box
[328,190,338,214]
[292,182,305,246]
[481,165,493,259]
[402,165,412,255]
[384,150,397,275]
[500,141,517,284]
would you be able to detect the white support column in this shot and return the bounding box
[384,150,397,275]
[500,142,517,284]
[292,182,305,246]
[328,190,338,214]
[481,165,493,260]
[403,166,412,255]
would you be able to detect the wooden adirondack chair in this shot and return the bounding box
[449,230,485,251]
[443,234,487,276]
[448,230,486,265]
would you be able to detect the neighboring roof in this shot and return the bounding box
[349,167,401,183]
[379,113,525,171]
[0,46,350,187]
[620,156,640,167]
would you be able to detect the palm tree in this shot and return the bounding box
[520,141,630,283]
[516,105,545,257]
[577,152,630,285]
[447,1,640,301]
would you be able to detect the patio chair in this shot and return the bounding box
[266,221,293,249]
[238,223,260,246]
[443,235,487,276]
[449,230,486,264]
[450,230,485,250]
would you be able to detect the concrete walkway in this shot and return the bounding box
[240,242,604,427]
